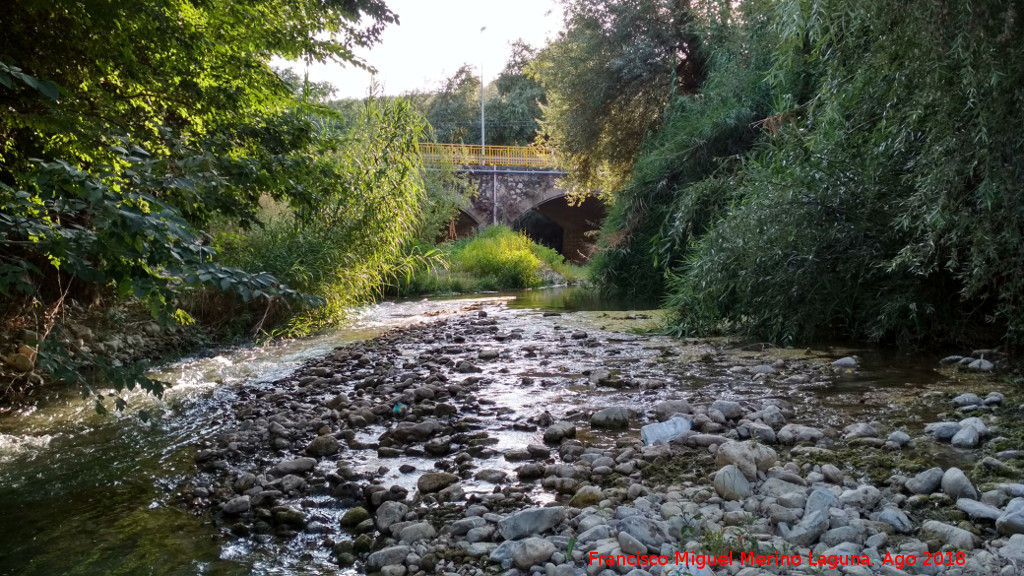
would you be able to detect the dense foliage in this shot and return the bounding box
[393,225,584,295]
[579,0,1024,346]
[530,0,707,194]
[0,0,427,404]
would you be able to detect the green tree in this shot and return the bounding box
[0,0,411,406]
[530,0,708,194]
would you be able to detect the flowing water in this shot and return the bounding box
[0,287,982,576]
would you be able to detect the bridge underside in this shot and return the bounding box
[516,196,605,264]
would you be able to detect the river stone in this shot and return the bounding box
[710,400,743,420]
[832,356,858,368]
[568,485,603,508]
[273,505,306,526]
[221,495,250,515]
[376,501,409,533]
[655,400,691,421]
[905,467,944,494]
[876,508,914,534]
[305,434,340,457]
[996,497,1024,535]
[498,507,566,540]
[618,531,648,555]
[968,359,994,372]
[843,422,877,440]
[544,422,576,444]
[886,430,911,447]
[475,469,508,483]
[941,467,978,500]
[714,440,777,481]
[341,506,371,528]
[417,472,458,494]
[777,424,823,445]
[780,510,827,546]
[367,545,411,571]
[750,364,776,375]
[921,520,975,549]
[513,537,555,570]
[591,407,630,429]
[616,515,669,550]
[577,524,613,544]
[270,457,317,476]
[951,425,980,448]
[956,498,1002,522]
[713,465,752,500]
[839,485,882,510]
[399,521,436,543]
[804,488,840,519]
[952,393,983,407]
[925,421,961,441]
[985,392,1005,405]
[392,419,442,443]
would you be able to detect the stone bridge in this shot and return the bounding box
[420,143,606,263]
[452,167,606,264]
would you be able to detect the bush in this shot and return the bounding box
[392,225,586,295]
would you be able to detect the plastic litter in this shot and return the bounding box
[641,416,692,445]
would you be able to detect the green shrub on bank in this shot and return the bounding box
[393,225,585,295]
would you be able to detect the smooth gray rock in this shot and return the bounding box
[418,472,459,494]
[996,497,1024,535]
[921,520,974,550]
[270,457,317,476]
[843,422,877,440]
[952,393,983,407]
[367,546,411,571]
[805,488,840,519]
[399,521,436,543]
[654,400,691,421]
[780,510,827,546]
[956,498,1001,522]
[512,538,555,570]
[832,357,858,368]
[544,422,576,444]
[777,424,823,445]
[1000,534,1024,563]
[710,400,743,420]
[498,507,566,540]
[714,465,752,500]
[450,516,487,536]
[615,515,669,551]
[221,495,251,515]
[905,467,944,494]
[876,508,914,534]
[887,430,911,447]
[968,359,994,372]
[924,422,961,441]
[951,425,980,448]
[591,407,630,429]
[941,467,978,500]
[376,501,410,533]
[617,531,648,555]
[714,440,777,481]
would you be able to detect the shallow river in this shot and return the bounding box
[0,287,973,576]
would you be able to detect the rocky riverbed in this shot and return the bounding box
[184,301,1024,576]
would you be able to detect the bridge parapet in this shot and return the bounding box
[419,143,557,168]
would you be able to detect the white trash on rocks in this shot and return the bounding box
[640,417,692,445]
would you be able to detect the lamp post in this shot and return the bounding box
[479,26,486,163]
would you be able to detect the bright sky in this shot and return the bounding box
[277,0,564,99]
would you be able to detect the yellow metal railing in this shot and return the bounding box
[419,142,557,168]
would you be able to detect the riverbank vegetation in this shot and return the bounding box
[534,0,1024,347]
[390,225,586,296]
[0,0,438,404]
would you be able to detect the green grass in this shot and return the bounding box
[391,225,586,296]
